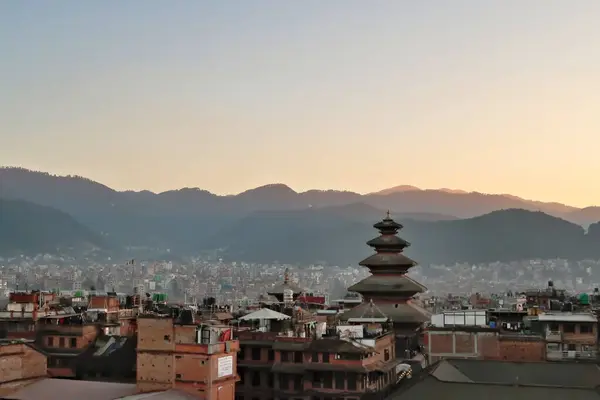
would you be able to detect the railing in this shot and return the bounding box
[546,350,597,361]
[545,330,562,341]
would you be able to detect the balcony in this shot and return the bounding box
[545,330,562,342]
[546,350,598,361]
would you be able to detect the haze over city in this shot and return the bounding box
[1,1,600,207]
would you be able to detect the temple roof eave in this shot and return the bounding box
[339,301,431,324]
[348,275,427,295]
[358,253,418,269]
[366,236,411,249]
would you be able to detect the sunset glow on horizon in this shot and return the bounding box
[1,1,599,208]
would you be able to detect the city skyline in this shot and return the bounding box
[1,1,600,207]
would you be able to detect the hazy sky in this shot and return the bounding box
[1,1,599,207]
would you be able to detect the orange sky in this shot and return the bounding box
[1,1,599,208]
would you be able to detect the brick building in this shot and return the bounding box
[528,312,598,361]
[0,339,47,396]
[136,313,239,399]
[236,324,403,400]
[35,315,99,378]
[235,303,410,400]
[424,309,599,364]
[424,326,545,363]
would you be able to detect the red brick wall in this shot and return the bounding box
[496,338,545,362]
[0,343,47,396]
[137,318,175,393]
[427,330,545,363]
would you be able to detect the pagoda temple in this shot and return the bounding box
[267,268,304,303]
[340,212,430,356]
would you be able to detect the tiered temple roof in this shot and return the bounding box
[341,212,430,324]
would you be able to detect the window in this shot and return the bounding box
[547,343,560,351]
[312,352,319,362]
[323,372,333,389]
[251,347,261,361]
[267,373,274,388]
[549,323,559,331]
[70,338,77,348]
[294,351,303,363]
[384,349,390,361]
[59,337,65,348]
[163,335,171,342]
[580,324,593,333]
[312,372,323,387]
[335,372,345,389]
[281,351,290,362]
[268,349,275,361]
[279,373,288,389]
[251,371,261,387]
[239,347,246,360]
[563,323,576,333]
[238,368,245,385]
[47,337,54,347]
[568,344,576,351]
[347,373,357,390]
[293,375,303,391]
[322,352,330,363]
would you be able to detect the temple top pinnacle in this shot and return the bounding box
[361,214,417,274]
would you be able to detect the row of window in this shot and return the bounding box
[47,336,77,348]
[238,370,359,391]
[240,347,393,363]
[240,348,339,363]
[548,323,594,333]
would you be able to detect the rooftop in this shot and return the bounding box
[535,312,598,323]
[0,379,137,400]
[389,359,600,400]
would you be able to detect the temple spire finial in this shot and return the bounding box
[284,268,289,284]
[386,210,391,219]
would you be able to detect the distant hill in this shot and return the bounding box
[0,167,599,261]
[209,209,598,265]
[0,199,108,256]
[566,207,600,227]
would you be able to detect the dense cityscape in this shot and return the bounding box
[2,1,600,399]
[3,255,600,304]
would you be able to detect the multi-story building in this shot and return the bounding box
[237,324,402,400]
[235,285,413,400]
[0,290,57,339]
[529,311,598,361]
[136,312,239,399]
[36,314,100,377]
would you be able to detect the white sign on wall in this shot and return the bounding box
[217,355,233,378]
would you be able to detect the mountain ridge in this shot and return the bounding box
[0,166,588,211]
[0,198,109,256]
[1,167,600,259]
[208,207,600,265]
